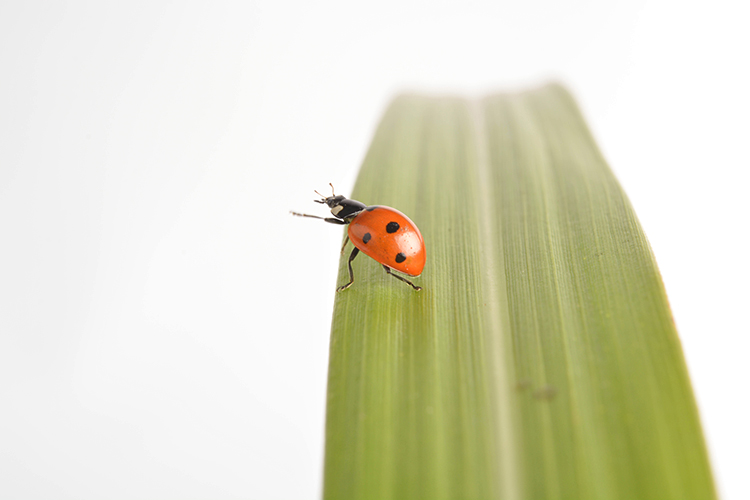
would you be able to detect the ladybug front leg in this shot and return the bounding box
[336,247,359,292]
[382,265,422,291]
[289,211,347,225]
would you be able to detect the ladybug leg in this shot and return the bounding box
[340,235,350,254]
[382,265,422,291]
[336,248,360,292]
[289,212,346,225]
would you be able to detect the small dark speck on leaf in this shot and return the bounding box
[533,385,557,400]
[515,379,532,391]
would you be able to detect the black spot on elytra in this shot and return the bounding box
[363,232,371,244]
[386,221,399,233]
[395,252,406,263]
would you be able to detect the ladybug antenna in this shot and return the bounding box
[313,183,336,204]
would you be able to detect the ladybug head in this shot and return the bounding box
[313,183,366,220]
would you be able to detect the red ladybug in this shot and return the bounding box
[291,184,425,292]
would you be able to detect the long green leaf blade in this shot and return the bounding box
[322,84,715,500]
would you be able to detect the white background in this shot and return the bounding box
[1,1,748,499]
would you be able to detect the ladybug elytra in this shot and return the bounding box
[291,184,425,292]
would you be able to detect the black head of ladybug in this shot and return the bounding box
[314,183,366,221]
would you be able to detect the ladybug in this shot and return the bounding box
[291,184,425,292]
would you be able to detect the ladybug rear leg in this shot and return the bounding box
[336,247,360,292]
[382,265,422,291]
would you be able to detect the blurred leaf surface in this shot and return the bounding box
[322,84,715,500]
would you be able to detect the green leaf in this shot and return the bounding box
[322,84,716,500]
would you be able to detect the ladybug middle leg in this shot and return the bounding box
[340,235,350,254]
[382,265,422,291]
[336,247,360,292]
